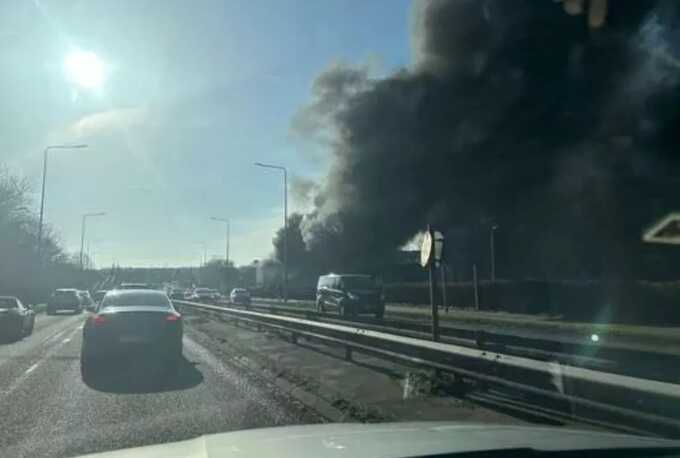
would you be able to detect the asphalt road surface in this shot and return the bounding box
[0,312,320,458]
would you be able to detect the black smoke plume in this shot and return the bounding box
[293,0,680,279]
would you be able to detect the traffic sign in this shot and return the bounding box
[420,229,433,267]
[643,213,680,245]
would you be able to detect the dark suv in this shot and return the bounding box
[316,274,384,319]
[47,289,83,315]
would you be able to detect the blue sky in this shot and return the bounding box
[1,0,411,267]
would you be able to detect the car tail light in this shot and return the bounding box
[92,314,106,326]
[166,314,181,322]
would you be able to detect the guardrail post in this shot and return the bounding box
[345,346,352,361]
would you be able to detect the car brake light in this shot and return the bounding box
[92,315,106,326]
[166,314,180,322]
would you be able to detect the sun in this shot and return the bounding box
[64,50,106,89]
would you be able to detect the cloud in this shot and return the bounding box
[64,106,149,138]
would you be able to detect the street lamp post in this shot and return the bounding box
[37,144,88,261]
[254,162,288,303]
[490,224,499,282]
[80,212,106,270]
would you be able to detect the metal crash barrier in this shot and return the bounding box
[174,300,680,438]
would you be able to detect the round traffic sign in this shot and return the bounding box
[420,230,433,267]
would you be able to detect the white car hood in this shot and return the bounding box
[79,422,680,458]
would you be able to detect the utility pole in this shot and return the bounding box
[490,224,499,282]
[37,144,88,262]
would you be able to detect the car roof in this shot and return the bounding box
[55,288,78,292]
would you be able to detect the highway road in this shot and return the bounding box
[0,313,321,458]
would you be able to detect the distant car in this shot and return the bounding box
[316,274,385,319]
[117,283,152,290]
[47,289,83,315]
[81,290,183,377]
[230,288,251,307]
[78,290,96,312]
[192,287,217,303]
[0,296,35,341]
[93,290,108,304]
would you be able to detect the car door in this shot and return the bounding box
[329,277,343,309]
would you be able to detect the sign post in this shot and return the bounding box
[421,225,443,342]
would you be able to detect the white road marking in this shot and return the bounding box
[42,330,65,345]
[0,324,81,401]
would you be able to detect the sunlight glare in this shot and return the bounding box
[64,50,106,89]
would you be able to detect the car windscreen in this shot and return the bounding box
[0,298,17,309]
[102,293,170,308]
[341,277,376,290]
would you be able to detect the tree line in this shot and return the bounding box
[0,165,95,303]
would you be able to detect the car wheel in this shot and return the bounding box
[340,303,350,318]
[316,299,325,313]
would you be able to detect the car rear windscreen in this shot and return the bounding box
[103,293,170,308]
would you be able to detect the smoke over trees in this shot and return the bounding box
[288,0,680,281]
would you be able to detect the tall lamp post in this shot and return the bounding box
[490,224,499,282]
[37,144,88,261]
[80,212,106,270]
[254,162,288,303]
